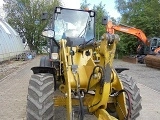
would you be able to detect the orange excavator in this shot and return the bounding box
[106,20,149,45]
[105,20,160,69]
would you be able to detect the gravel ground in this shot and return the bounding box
[113,59,160,92]
[0,60,29,80]
[0,56,40,120]
[0,57,160,120]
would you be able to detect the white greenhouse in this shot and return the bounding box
[0,19,26,62]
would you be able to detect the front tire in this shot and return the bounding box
[26,73,54,120]
[119,73,142,120]
[40,56,51,67]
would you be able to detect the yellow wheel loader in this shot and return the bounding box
[26,7,142,120]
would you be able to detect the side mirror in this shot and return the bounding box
[55,7,61,14]
[42,29,54,38]
[102,16,108,25]
[22,38,26,43]
[41,12,48,20]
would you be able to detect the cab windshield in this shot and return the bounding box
[53,8,95,42]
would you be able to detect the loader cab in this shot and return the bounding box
[53,7,96,46]
[149,37,160,54]
[41,7,96,69]
[143,37,160,55]
[42,7,96,51]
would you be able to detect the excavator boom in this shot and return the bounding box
[106,20,160,69]
[106,20,149,45]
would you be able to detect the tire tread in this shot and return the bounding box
[26,73,54,120]
[119,73,142,120]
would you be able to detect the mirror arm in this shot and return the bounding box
[52,38,60,49]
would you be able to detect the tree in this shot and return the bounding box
[4,0,62,53]
[115,0,160,55]
[80,0,90,10]
[92,2,109,40]
[80,1,109,40]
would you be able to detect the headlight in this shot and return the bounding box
[51,53,58,60]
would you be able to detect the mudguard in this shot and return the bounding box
[31,66,57,75]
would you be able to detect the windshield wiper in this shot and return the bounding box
[78,16,90,38]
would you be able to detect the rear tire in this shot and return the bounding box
[119,73,142,120]
[26,73,54,120]
[40,56,51,67]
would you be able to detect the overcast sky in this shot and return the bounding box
[0,0,5,18]
[0,0,120,18]
[0,0,4,6]
[62,0,120,18]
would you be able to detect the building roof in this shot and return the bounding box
[0,19,25,61]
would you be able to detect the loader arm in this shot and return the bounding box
[106,20,149,45]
